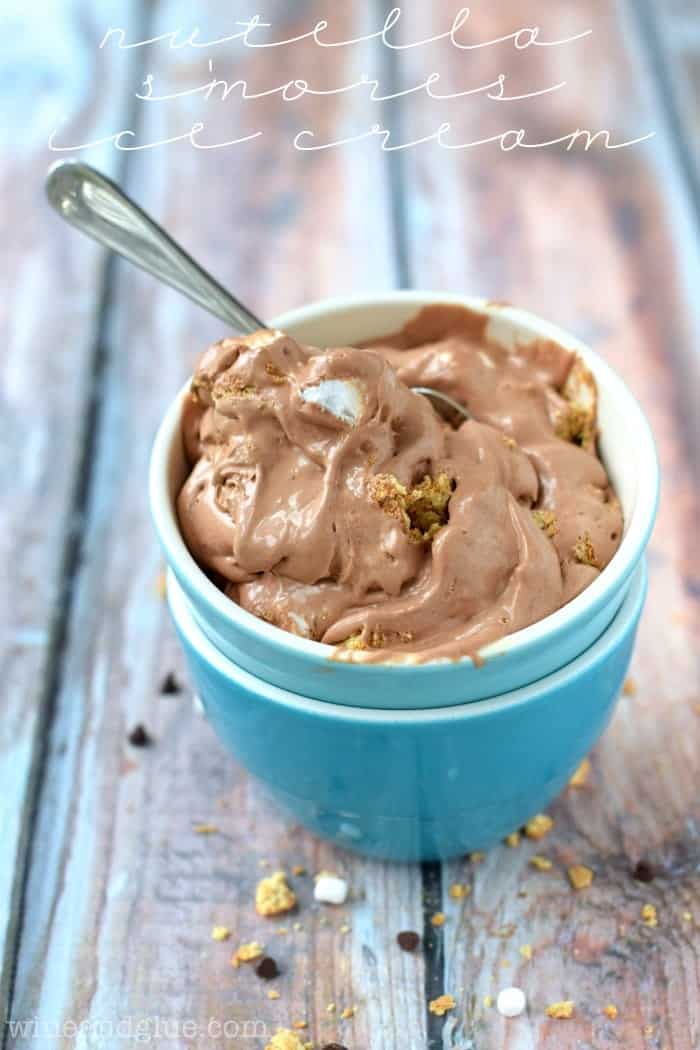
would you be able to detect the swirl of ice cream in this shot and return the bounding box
[177,305,622,663]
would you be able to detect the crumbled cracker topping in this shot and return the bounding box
[573,532,599,568]
[231,941,264,967]
[557,357,598,450]
[569,758,591,788]
[265,1029,307,1050]
[268,989,281,1000]
[193,823,219,835]
[568,865,594,891]
[256,871,297,917]
[641,903,658,927]
[623,677,637,696]
[448,882,470,899]
[369,472,453,542]
[532,509,558,538]
[505,831,521,848]
[603,1003,618,1020]
[525,814,554,840]
[340,1006,357,1019]
[529,855,553,871]
[545,1000,575,1019]
[429,994,456,1016]
[431,912,446,927]
[211,925,231,942]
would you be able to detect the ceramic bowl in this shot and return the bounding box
[151,292,658,708]
[168,561,646,862]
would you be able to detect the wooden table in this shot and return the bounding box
[2,3,699,1047]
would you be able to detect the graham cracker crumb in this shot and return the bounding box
[530,855,553,871]
[569,757,591,788]
[603,1003,618,1020]
[340,1006,356,1020]
[231,941,264,967]
[431,912,446,927]
[211,925,231,942]
[532,509,558,538]
[559,357,598,451]
[573,532,599,568]
[193,823,219,835]
[505,831,521,848]
[256,871,296,917]
[448,882,470,899]
[268,990,281,1000]
[429,994,456,1017]
[568,865,594,891]
[369,472,453,542]
[641,903,658,927]
[643,1025,655,1036]
[545,1000,575,1019]
[292,1021,307,1030]
[265,1030,307,1050]
[623,677,637,696]
[525,814,554,840]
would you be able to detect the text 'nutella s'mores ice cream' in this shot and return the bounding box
[177,306,622,663]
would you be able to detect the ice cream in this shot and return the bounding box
[177,305,623,663]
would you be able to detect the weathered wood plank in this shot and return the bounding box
[5,5,427,1049]
[394,1,700,1045]
[0,0,146,1024]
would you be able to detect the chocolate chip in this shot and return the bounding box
[160,671,181,695]
[397,930,420,952]
[127,724,152,747]
[632,860,655,883]
[255,956,279,980]
[322,1045,349,1050]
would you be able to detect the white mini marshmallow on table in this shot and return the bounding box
[313,872,349,905]
[496,987,527,1018]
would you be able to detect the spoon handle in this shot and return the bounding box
[46,160,263,334]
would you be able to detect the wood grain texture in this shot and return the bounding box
[393,1,700,1046]
[4,4,427,1049]
[3,1,699,1048]
[0,0,146,1025]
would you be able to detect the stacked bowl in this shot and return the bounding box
[150,293,659,861]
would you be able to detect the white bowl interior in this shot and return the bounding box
[153,292,658,667]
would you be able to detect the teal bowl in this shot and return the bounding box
[167,562,647,862]
[151,293,658,709]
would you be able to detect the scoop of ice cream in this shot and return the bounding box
[177,306,623,662]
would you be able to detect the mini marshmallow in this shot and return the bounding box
[496,987,527,1018]
[313,872,349,905]
[301,380,364,426]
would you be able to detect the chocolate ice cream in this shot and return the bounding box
[177,305,622,663]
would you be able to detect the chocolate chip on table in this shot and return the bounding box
[127,724,153,747]
[397,930,421,952]
[160,671,181,695]
[632,860,656,883]
[255,956,280,980]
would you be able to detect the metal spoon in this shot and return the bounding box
[46,161,469,424]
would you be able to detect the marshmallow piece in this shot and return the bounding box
[301,380,364,425]
[313,872,349,905]
[496,987,527,1018]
